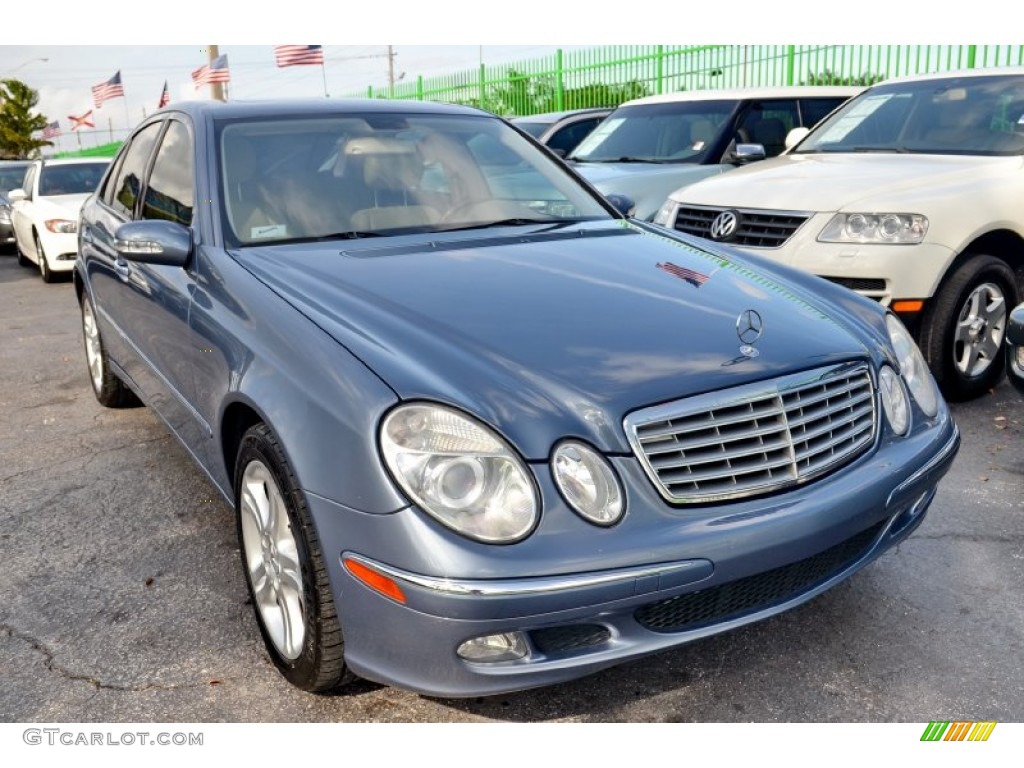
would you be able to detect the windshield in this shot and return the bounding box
[795,74,1024,156]
[569,100,737,163]
[38,162,108,196]
[0,165,29,194]
[219,113,611,246]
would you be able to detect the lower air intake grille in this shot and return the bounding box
[530,624,611,654]
[634,521,885,633]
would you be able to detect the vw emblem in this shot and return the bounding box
[709,210,740,241]
[736,309,764,346]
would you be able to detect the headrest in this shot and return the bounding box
[343,137,424,190]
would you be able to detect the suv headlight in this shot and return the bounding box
[380,403,538,543]
[819,213,928,244]
[886,314,939,418]
[653,199,676,227]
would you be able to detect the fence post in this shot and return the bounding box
[556,49,564,111]
[656,45,664,95]
[479,63,486,111]
[786,45,796,86]
[967,45,977,69]
[417,75,424,101]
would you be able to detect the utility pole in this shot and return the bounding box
[209,44,225,102]
[387,45,396,96]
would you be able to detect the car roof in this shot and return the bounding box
[37,157,111,166]
[869,65,1024,87]
[621,85,864,107]
[512,108,613,124]
[153,98,492,121]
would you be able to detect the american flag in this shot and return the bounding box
[158,81,170,108]
[192,55,231,89]
[41,121,60,139]
[273,45,324,67]
[657,261,710,288]
[69,110,95,131]
[92,71,125,108]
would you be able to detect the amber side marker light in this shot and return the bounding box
[892,300,924,313]
[344,558,407,604]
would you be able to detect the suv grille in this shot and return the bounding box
[672,205,811,248]
[634,520,885,633]
[624,363,876,504]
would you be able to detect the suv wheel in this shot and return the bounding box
[920,254,1018,401]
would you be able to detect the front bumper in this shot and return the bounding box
[306,410,959,697]
[0,220,14,246]
[38,229,78,272]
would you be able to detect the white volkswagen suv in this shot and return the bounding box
[655,68,1024,401]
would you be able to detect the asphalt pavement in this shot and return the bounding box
[1,251,1021,723]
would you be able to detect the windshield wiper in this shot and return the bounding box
[253,230,385,246]
[851,146,911,153]
[570,156,667,164]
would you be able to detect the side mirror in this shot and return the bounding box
[785,127,810,150]
[8,188,27,203]
[722,142,768,165]
[605,193,636,218]
[114,220,192,267]
[1008,303,1024,346]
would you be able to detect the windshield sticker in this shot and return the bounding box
[692,140,706,151]
[251,224,287,239]
[816,94,898,143]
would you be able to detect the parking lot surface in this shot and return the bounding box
[1,253,1021,723]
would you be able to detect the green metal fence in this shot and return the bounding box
[364,44,1024,117]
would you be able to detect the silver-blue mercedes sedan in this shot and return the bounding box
[75,99,959,697]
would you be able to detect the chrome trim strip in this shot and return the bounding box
[342,553,709,597]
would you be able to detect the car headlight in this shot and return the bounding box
[551,440,624,526]
[380,403,538,543]
[0,205,10,224]
[819,213,928,244]
[878,365,910,435]
[886,314,939,418]
[653,199,676,227]
[44,218,77,234]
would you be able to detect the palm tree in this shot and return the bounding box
[0,79,51,159]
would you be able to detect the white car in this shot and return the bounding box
[569,86,862,220]
[10,158,110,282]
[655,68,1024,401]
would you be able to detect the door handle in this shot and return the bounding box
[114,259,131,281]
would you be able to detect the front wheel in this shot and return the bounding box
[35,233,54,283]
[235,423,354,692]
[919,254,1019,401]
[81,294,140,408]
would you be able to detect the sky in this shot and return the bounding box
[0,1,1007,155]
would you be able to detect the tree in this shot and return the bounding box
[802,70,885,87]
[0,79,51,159]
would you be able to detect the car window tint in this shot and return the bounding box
[546,118,603,155]
[110,122,162,219]
[799,98,848,130]
[0,166,29,194]
[100,151,127,207]
[737,100,798,157]
[143,121,194,226]
[38,163,108,196]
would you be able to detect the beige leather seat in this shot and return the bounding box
[345,137,440,231]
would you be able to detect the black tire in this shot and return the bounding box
[80,293,140,408]
[234,423,354,693]
[15,237,29,267]
[35,233,54,283]
[919,254,1019,402]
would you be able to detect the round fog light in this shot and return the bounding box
[457,632,529,663]
[1016,346,1024,370]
